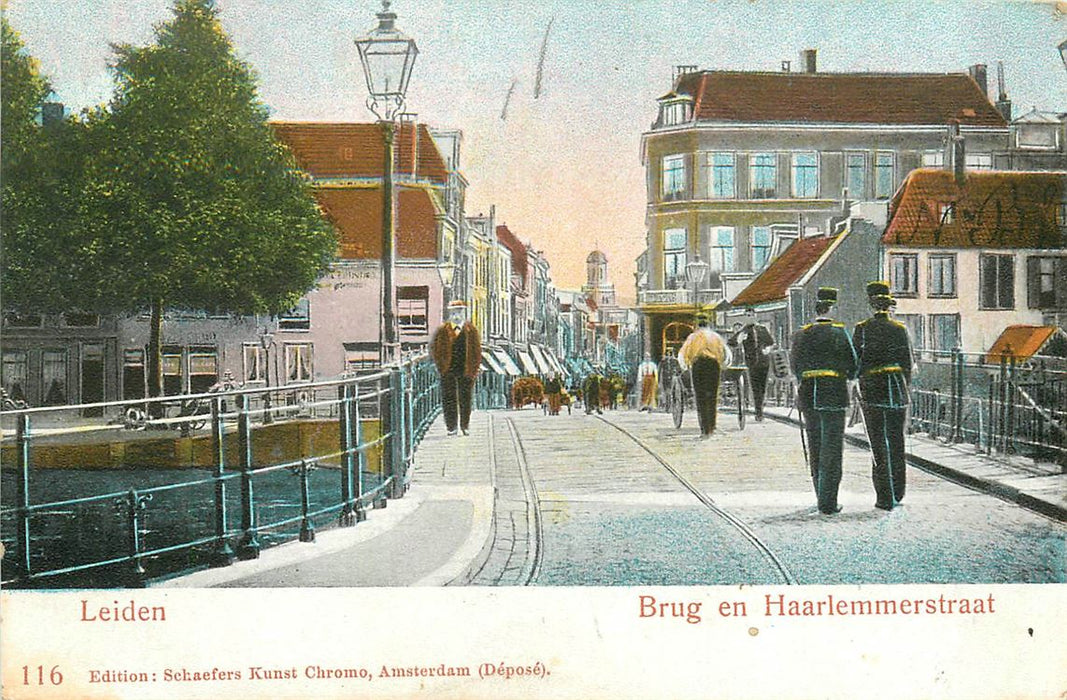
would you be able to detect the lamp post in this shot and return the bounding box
[356,0,418,367]
[259,330,274,424]
[685,252,710,317]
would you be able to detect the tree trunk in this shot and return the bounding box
[148,297,164,416]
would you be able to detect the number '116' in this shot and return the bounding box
[23,665,64,685]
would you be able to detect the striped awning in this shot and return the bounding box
[482,353,506,375]
[528,345,554,375]
[492,349,522,376]
[516,350,539,375]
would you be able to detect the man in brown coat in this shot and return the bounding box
[431,301,482,436]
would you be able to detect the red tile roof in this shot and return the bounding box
[731,236,837,306]
[674,71,1007,126]
[496,224,528,281]
[986,325,1062,360]
[271,121,448,184]
[313,187,439,260]
[882,169,1067,248]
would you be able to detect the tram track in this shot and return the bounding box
[594,414,797,586]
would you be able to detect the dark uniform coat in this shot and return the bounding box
[853,312,913,509]
[737,322,775,419]
[790,317,858,514]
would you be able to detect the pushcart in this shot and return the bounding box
[669,364,749,430]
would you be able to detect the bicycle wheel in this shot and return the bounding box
[671,376,684,429]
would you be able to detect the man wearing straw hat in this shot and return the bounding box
[431,300,482,436]
[677,310,731,438]
[853,281,914,510]
[790,287,858,515]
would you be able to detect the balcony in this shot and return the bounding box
[638,288,722,308]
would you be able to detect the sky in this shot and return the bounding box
[5,0,1067,302]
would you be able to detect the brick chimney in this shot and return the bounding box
[800,49,817,73]
[968,64,988,98]
[995,61,1012,122]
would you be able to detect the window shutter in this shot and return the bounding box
[1027,257,1041,309]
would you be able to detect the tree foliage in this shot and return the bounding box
[77,0,336,317]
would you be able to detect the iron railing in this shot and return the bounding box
[0,355,444,588]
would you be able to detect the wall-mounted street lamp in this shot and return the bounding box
[356,0,419,366]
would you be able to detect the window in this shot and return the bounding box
[63,312,98,327]
[845,153,866,199]
[243,343,267,383]
[708,226,735,273]
[791,152,818,198]
[875,152,895,199]
[922,150,944,167]
[2,350,29,402]
[1016,124,1058,150]
[980,254,1015,309]
[1057,202,1067,229]
[896,314,925,351]
[661,154,687,200]
[928,254,957,297]
[188,346,218,393]
[42,350,67,405]
[965,153,992,170]
[749,153,777,198]
[344,342,380,373]
[4,313,42,328]
[122,349,146,401]
[706,152,735,199]
[889,253,918,296]
[279,298,310,331]
[1027,256,1066,309]
[285,343,314,383]
[397,285,429,334]
[939,202,956,225]
[660,99,690,127]
[162,346,183,396]
[663,228,687,286]
[751,226,772,272]
[930,314,961,356]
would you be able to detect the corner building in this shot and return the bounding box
[638,56,1009,360]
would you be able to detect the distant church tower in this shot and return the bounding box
[582,249,616,308]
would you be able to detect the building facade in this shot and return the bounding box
[638,55,1011,360]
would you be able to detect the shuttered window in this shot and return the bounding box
[1027,256,1067,310]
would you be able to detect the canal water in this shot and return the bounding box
[0,466,386,588]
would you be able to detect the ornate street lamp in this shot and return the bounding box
[356,0,418,365]
[685,252,710,312]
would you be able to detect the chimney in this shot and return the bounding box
[968,64,988,98]
[800,49,817,73]
[995,61,1012,122]
[399,112,418,178]
[947,120,966,185]
[673,65,697,84]
[41,102,64,127]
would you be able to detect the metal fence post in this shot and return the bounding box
[352,381,367,521]
[998,355,1008,454]
[1006,353,1017,454]
[951,347,963,442]
[295,460,316,542]
[210,396,235,567]
[237,394,260,560]
[986,375,995,455]
[338,384,356,527]
[16,414,32,582]
[119,488,151,588]
[379,371,393,507]
[389,366,408,499]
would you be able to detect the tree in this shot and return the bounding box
[0,16,76,314]
[75,0,336,399]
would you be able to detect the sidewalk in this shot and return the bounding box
[155,411,496,588]
[762,404,1067,523]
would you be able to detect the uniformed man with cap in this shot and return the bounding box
[677,310,732,437]
[790,287,858,514]
[431,300,482,436]
[853,281,914,510]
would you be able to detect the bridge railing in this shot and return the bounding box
[0,355,441,588]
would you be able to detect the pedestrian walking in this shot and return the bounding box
[583,371,604,415]
[853,281,914,511]
[733,317,776,421]
[677,311,732,437]
[545,372,563,415]
[790,287,858,515]
[637,353,658,411]
[431,300,482,436]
